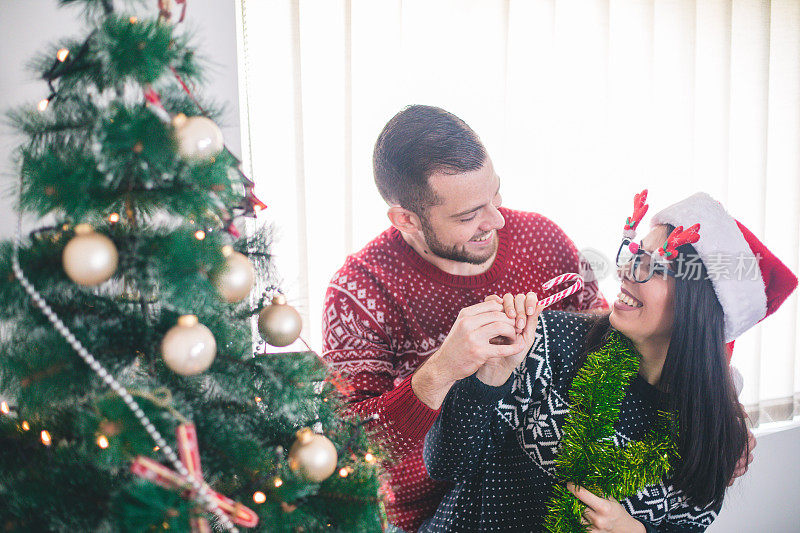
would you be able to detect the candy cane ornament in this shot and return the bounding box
[488,273,584,345]
[537,273,584,308]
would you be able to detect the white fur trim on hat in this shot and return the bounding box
[651,192,767,342]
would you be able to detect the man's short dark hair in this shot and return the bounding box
[373,105,486,214]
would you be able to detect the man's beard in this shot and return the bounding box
[419,216,497,265]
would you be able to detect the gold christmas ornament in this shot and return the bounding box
[160,315,217,376]
[172,113,224,161]
[257,295,302,347]
[215,246,255,303]
[288,428,338,483]
[62,224,118,286]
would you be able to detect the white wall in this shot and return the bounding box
[1,2,798,531]
[709,424,800,532]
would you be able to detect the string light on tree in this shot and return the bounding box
[194,230,206,240]
[108,212,120,223]
[37,99,49,112]
[172,113,224,162]
[0,402,9,415]
[56,48,69,62]
[97,435,110,449]
[257,294,302,347]
[273,477,283,488]
[62,224,118,286]
[214,245,255,303]
[252,492,266,504]
[288,428,338,483]
[161,315,217,376]
[41,430,52,446]
[21,421,30,431]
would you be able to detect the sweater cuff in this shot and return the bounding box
[381,374,441,442]
[457,373,514,404]
[635,519,659,533]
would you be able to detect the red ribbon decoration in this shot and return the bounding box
[143,88,161,106]
[142,84,268,228]
[166,69,269,218]
[130,424,259,530]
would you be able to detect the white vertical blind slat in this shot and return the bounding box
[727,0,771,409]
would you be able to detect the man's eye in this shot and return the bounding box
[459,215,477,223]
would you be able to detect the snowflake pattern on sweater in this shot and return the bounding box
[321,208,607,532]
[422,311,721,533]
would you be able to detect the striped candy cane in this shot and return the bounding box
[538,273,584,308]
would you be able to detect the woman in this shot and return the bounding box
[421,191,797,532]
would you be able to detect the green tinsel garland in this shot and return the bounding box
[544,330,679,533]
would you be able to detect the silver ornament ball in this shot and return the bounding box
[257,295,302,347]
[62,224,118,286]
[215,246,255,303]
[161,315,217,376]
[173,113,224,161]
[288,428,338,483]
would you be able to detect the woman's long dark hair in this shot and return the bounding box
[580,230,750,508]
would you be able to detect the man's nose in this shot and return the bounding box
[482,205,505,231]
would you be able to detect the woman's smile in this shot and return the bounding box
[614,287,643,310]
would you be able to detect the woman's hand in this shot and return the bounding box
[567,483,646,533]
[474,293,542,386]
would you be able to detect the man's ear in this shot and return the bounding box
[387,206,422,234]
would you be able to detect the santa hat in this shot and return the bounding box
[648,192,797,342]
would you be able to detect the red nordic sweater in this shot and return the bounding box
[321,208,607,532]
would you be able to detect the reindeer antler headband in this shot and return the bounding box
[622,189,701,257]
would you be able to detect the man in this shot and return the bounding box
[321,105,607,532]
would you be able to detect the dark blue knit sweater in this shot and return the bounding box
[422,311,721,532]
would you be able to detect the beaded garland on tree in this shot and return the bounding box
[544,330,679,533]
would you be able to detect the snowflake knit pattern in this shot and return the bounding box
[422,311,721,533]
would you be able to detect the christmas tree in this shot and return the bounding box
[0,1,384,531]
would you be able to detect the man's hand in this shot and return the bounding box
[567,483,645,533]
[729,428,756,486]
[475,293,543,386]
[411,300,524,409]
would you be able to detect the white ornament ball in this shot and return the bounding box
[288,428,338,483]
[62,224,118,286]
[173,113,224,161]
[161,315,217,376]
[257,294,302,347]
[215,246,255,303]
